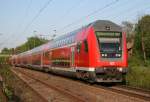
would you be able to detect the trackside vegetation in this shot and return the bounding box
[126,15,150,89]
[126,56,150,89]
[0,36,48,54]
[0,65,16,101]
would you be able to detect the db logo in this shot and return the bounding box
[110,62,115,65]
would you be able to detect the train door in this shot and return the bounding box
[41,52,43,67]
[71,47,75,67]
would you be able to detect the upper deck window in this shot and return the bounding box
[96,32,121,37]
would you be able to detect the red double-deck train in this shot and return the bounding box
[10,20,128,83]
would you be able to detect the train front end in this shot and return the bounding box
[89,20,128,83]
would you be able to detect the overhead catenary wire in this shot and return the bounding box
[57,0,86,24]
[2,0,53,49]
[18,0,32,31]
[57,0,119,33]
[52,0,86,38]
[23,0,53,33]
[0,0,32,48]
[107,0,149,21]
[5,0,84,48]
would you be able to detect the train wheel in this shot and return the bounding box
[82,72,95,83]
[83,72,89,80]
[76,71,81,79]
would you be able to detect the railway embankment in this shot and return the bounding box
[0,74,7,102]
[0,65,45,102]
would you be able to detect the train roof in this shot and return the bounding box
[55,20,122,40]
[90,20,122,32]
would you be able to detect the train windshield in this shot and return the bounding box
[96,32,122,58]
[100,42,120,52]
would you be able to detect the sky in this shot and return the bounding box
[0,0,150,51]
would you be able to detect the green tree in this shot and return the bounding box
[1,48,10,54]
[14,36,48,54]
[1,36,48,54]
[134,15,150,60]
[27,36,48,50]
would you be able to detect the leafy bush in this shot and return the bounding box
[3,86,13,99]
[127,56,150,89]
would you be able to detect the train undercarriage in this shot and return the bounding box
[15,64,127,83]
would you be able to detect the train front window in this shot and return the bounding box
[96,32,122,58]
[100,42,120,53]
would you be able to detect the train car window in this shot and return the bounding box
[58,41,60,47]
[64,39,66,45]
[57,42,58,47]
[67,38,69,44]
[66,39,67,45]
[60,40,62,46]
[62,40,63,45]
[66,39,68,44]
[69,38,70,44]
[77,42,81,53]
[44,51,49,59]
[84,40,88,52]
[72,37,74,43]
[59,41,61,47]
[69,38,70,43]
[69,38,71,44]
[64,39,65,45]
[71,36,73,43]
[71,37,72,43]
[60,41,61,46]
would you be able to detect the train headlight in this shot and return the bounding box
[116,54,121,57]
[118,67,123,72]
[105,54,107,57]
[115,54,118,57]
[101,54,104,57]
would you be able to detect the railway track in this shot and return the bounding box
[94,84,150,101]
[11,69,49,102]
[12,67,150,102]
[54,71,150,101]
[110,85,150,101]
[11,68,86,102]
